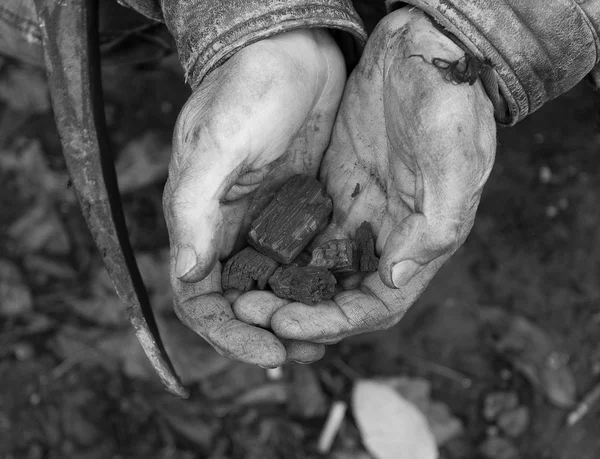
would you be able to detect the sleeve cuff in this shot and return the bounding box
[395,0,600,125]
[160,1,367,89]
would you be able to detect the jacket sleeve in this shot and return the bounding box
[117,0,367,89]
[388,0,600,126]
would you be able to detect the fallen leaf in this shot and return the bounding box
[1,140,73,256]
[496,406,530,438]
[482,392,519,422]
[153,394,217,450]
[116,133,170,194]
[22,254,77,282]
[100,317,233,384]
[51,318,232,384]
[480,306,577,408]
[64,265,127,327]
[65,249,172,326]
[478,435,519,459]
[235,382,288,407]
[0,259,33,317]
[0,63,50,113]
[380,376,464,446]
[0,139,71,202]
[8,202,70,255]
[352,379,438,459]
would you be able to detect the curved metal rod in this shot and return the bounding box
[34,0,188,398]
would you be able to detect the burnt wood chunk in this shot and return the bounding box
[310,239,359,274]
[222,247,280,292]
[248,175,333,264]
[268,265,337,305]
[292,252,312,267]
[355,222,379,272]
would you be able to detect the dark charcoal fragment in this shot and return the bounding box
[248,175,333,264]
[310,239,359,274]
[221,247,280,292]
[268,264,336,305]
[355,221,379,272]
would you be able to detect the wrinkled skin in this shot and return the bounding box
[235,9,497,344]
[165,7,497,365]
[163,28,345,367]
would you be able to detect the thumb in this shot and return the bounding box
[379,212,464,289]
[165,92,249,283]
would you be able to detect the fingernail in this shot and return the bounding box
[175,245,197,278]
[391,260,420,288]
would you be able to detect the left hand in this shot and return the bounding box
[233,8,497,344]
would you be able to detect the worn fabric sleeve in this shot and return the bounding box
[388,0,600,126]
[118,0,367,89]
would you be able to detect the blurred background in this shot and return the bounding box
[1,3,600,459]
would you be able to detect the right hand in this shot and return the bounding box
[163,29,346,367]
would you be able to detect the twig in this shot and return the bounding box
[566,379,600,426]
[317,400,347,454]
[400,354,473,389]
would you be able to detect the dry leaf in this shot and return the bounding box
[380,376,463,446]
[66,249,172,326]
[0,64,50,113]
[352,379,438,459]
[51,318,232,384]
[8,204,70,255]
[480,306,576,408]
[0,259,33,317]
[116,133,170,194]
[2,140,72,256]
[153,395,217,449]
[101,317,232,384]
[478,435,519,459]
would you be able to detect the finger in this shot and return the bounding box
[271,269,428,343]
[232,291,291,328]
[164,93,249,283]
[172,263,287,368]
[231,291,325,363]
[378,26,496,289]
[165,47,322,283]
[282,340,326,364]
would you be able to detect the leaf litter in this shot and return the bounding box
[1,54,599,459]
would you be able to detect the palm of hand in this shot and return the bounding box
[268,9,497,344]
[163,29,346,367]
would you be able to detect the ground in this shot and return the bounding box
[1,39,599,459]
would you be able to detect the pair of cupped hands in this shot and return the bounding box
[164,8,496,367]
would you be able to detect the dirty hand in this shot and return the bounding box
[263,8,497,343]
[163,29,346,366]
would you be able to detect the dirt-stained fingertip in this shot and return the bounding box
[176,249,218,283]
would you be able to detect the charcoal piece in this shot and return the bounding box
[310,239,359,274]
[292,252,312,267]
[221,247,280,292]
[268,265,337,305]
[355,221,379,272]
[248,175,333,264]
